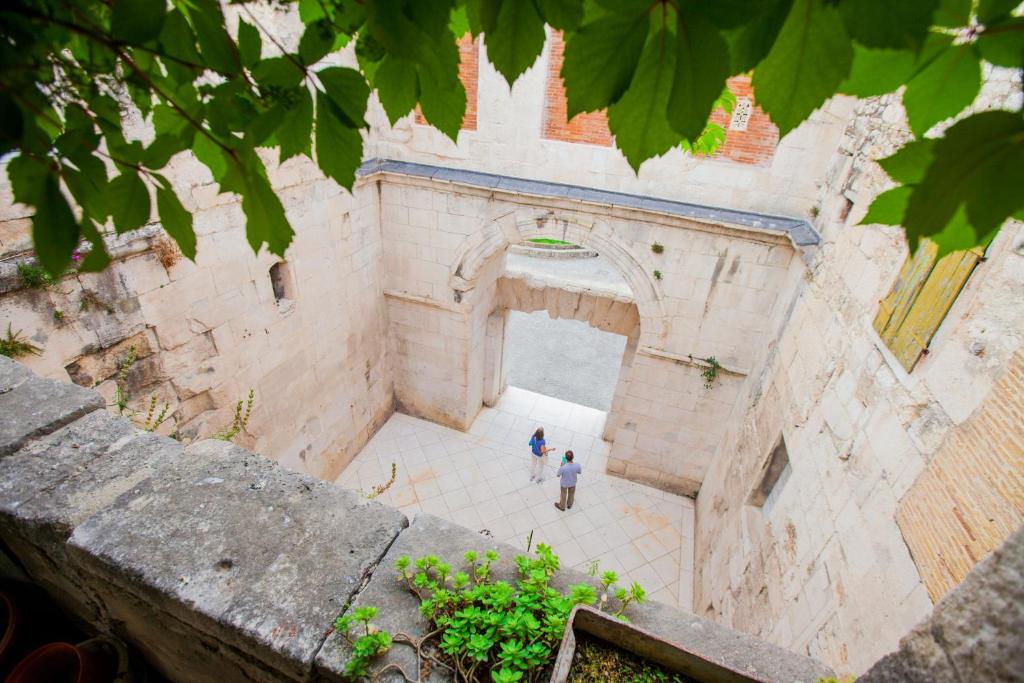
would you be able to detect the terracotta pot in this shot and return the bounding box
[5,642,114,683]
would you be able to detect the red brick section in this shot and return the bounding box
[542,31,613,146]
[709,76,779,166]
[415,34,478,131]
[542,33,778,164]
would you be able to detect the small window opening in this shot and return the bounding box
[269,262,294,303]
[748,434,790,513]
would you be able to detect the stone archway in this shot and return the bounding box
[452,208,652,444]
[449,209,666,345]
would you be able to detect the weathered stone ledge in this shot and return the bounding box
[356,158,821,248]
[1,356,833,681]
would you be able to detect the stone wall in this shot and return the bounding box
[373,169,801,495]
[365,30,854,219]
[0,155,393,483]
[0,356,835,682]
[693,82,1024,675]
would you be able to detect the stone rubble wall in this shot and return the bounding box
[0,356,835,682]
[693,72,1024,676]
[1,152,394,485]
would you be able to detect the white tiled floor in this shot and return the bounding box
[335,387,695,610]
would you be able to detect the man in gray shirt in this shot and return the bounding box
[554,451,582,511]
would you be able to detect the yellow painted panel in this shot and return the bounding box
[888,249,980,371]
[873,241,939,344]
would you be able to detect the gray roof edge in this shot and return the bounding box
[357,158,820,247]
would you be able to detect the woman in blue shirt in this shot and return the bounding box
[528,427,555,483]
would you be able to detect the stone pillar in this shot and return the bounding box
[482,309,507,407]
[603,333,638,441]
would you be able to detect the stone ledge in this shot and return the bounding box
[316,513,833,683]
[356,158,820,248]
[0,357,105,456]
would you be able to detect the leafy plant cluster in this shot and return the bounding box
[357,544,648,682]
[213,388,255,441]
[1,0,1020,278]
[689,354,721,390]
[0,323,42,358]
[333,606,394,680]
[16,262,57,289]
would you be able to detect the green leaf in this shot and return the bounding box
[107,170,151,233]
[467,0,501,36]
[316,92,364,189]
[668,5,732,141]
[878,139,935,184]
[561,9,649,118]
[317,67,370,126]
[904,111,1024,250]
[78,219,111,273]
[838,45,917,97]
[33,176,80,275]
[978,0,1022,22]
[723,0,792,74]
[253,57,306,89]
[186,0,240,75]
[154,175,197,260]
[607,23,679,172]
[111,0,166,44]
[299,19,335,65]
[7,154,48,206]
[220,151,294,255]
[374,56,420,124]
[903,44,981,137]
[704,0,786,29]
[933,0,971,27]
[537,0,584,31]
[977,18,1024,68]
[417,65,467,142]
[193,133,229,181]
[0,94,23,156]
[160,10,203,76]
[751,0,852,137]
[858,186,911,226]
[483,0,547,85]
[278,89,314,162]
[838,0,937,50]
[238,19,262,68]
[929,205,981,258]
[143,130,193,169]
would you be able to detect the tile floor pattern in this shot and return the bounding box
[335,387,695,610]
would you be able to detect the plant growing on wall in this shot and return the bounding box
[650,243,664,254]
[333,606,394,680]
[345,545,649,682]
[2,0,1017,278]
[653,270,663,280]
[360,462,397,500]
[0,324,42,358]
[213,389,256,442]
[689,354,722,390]
[16,262,56,289]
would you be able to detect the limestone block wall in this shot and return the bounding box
[373,170,799,495]
[692,90,1024,675]
[0,356,837,683]
[0,153,394,483]
[365,30,855,219]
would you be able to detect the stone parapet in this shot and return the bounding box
[0,356,833,681]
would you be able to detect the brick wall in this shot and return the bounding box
[541,36,777,164]
[896,348,1024,602]
[709,77,779,166]
[541,31,613,146]
[415,34,478,131]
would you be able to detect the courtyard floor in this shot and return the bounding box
[335,387,695,610]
